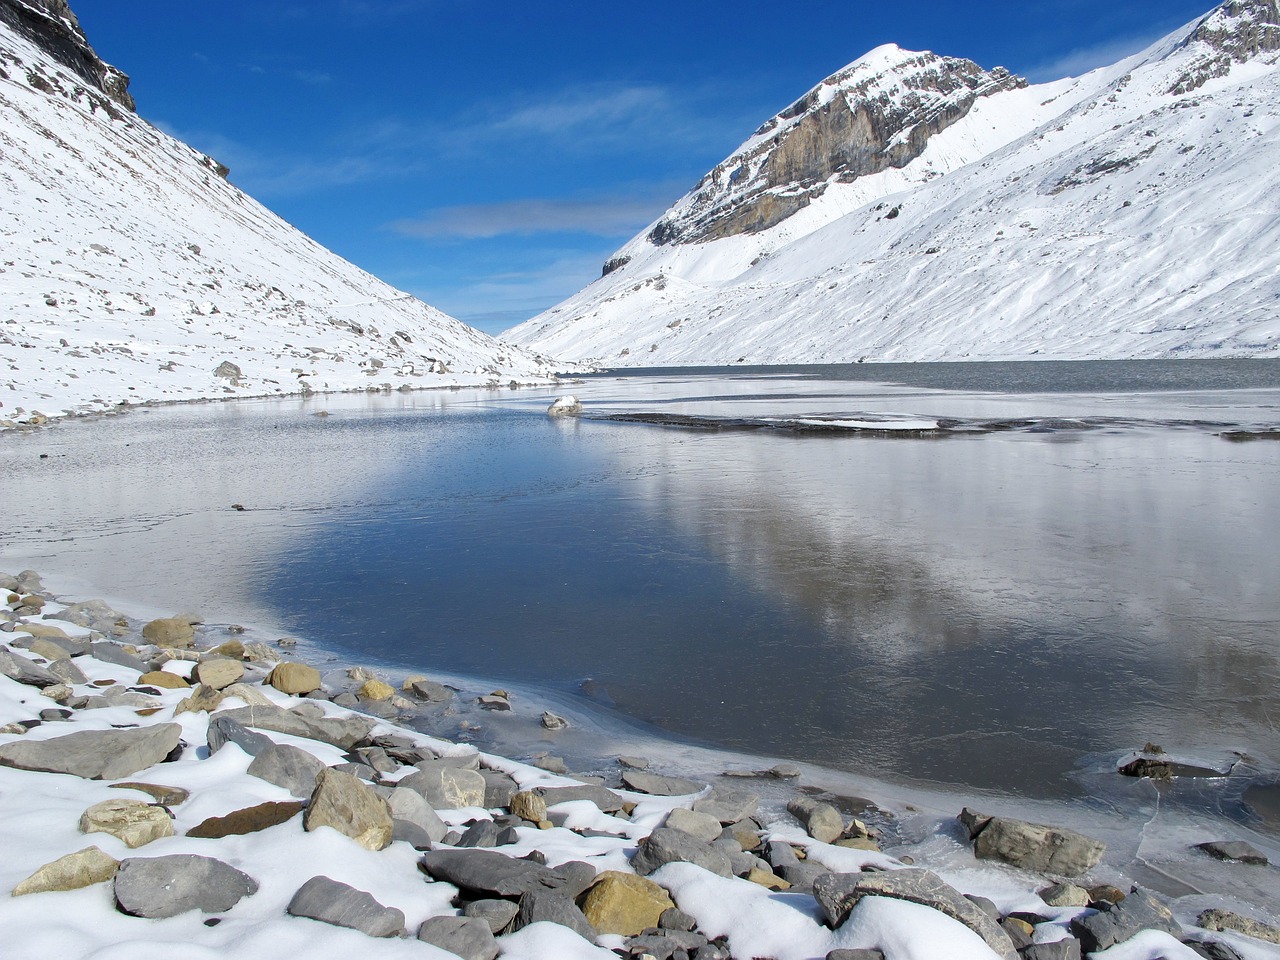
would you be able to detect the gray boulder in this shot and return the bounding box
[0,723,182,780]
[45,598,126,632]
[1021,941,1082,960]
[536,783,626,812]
[1196,840,1268,865]
[207,716,274,757]
[1071,888,1181,953]
[511,888,598,942]
[114,854,258,918]
[481,768,519,808]
[961,808,1105,877]
[631,828,733,878]
[287,875,405,937]
[47,658,88,685]
[418,916,499,960]
[0,647,62,687]
[216,703,373,750]
[418,848,582,898]
[621,770,704,796]
[398,762,486,809]
[813,869,1017,960]
[664,807,724,843]
[88,642,149,672]
[408,678,455,702]
[246,743,326,797]
[463,898,520,934]
[691,786,758,824]
[386,787,447,843]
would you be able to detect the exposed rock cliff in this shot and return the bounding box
[648,46,1025,245]
[1168,0,1280,93]
[0,0,133,109]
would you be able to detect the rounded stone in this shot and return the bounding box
[138,670,191,689]
[267,661,322,695]
[141,617,196,648]
[192,657,245,690]
[357,679,395,701]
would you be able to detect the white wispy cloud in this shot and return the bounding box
[386,194,672,240]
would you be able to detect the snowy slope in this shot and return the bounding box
[505,0,1280,365]
[0,0,563,426]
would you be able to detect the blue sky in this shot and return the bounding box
[75,0,1216,334]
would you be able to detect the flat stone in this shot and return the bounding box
[417,916,500,960]
[12,846,119,896]
[80,798,175,848]
[115,854,257,918]
[109,781,190,806]
[216,703,373,749]
[354,746,399,774]
[246,743,327,797]
[88,642,149,672]
[536,783,626,813]
[24,636,75,661]
[305,767,393,851]
[628,930,709,957]
[266,661,322,695]
[0,646,62,687]
[511,887,598,942]
[192,658,244,690]
[0,723,182,780]
[398,762,486,809]
[45,598,126,632]
[174,684,225,715]
[622,769,704,796]
[579,871,674,936]
[1196,840,1268,865]
[207,715,274,757]
[788,797,845,844]
[220,682,275,706]
[1071,888,1181,953]
[664,807,724,843]
[691,786,758,824]
[464,898,520,934]
[386,787,448,843]
[1199,907,1280,945]
[141,617,196,648]
[286,875,404,937]
[138,670,190,689]
[458,820,510,847]
[46,659,89,688]
[962,808,1105,877]
[186,800,304,838]
[482,769,519,808]
[813,869,1017,960]
[631,828,733,878]
[827,952,886,960]
[419,848,584,898]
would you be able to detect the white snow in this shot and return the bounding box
[0,19,567,427]
[505,3,1280,365]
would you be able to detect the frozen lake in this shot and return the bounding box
[3,360,1279,825]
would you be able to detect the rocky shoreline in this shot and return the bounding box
[2,570,1277,960]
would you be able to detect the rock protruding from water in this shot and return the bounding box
[547,395,582,417]
[959,808,1105,877]
[1070,887,1181,952]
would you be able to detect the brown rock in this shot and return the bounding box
[12,846,118,896]
[187,800,304,839]
[267,661,322,695]
[747,865,791,890]
[510,790,548,824]
[174,684,225,715]
[578,871,675,936]
[109,782,191,806]
[205,639,245,659]
[141,617,196,648]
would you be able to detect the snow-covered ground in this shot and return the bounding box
[505,1,1280,365]
[0,5,565,427]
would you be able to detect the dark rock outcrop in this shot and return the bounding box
[0,0,134,109]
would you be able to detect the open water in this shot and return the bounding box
[3,360,1279,825]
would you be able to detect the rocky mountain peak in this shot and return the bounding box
[0,0,133,110]
[1168,0,1280,93]
[647,45,1025,246]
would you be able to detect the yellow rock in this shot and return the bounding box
[13,846,118,896]
[13,623,72,640]
[747,866,791,890]
[79,799,174,848]
[141,617,195,648]
[138,671,191,689]
[357,679,395,701]
[266,661,321,695]
[578,871,675,936]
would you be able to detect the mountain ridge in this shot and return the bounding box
[0,0,561,426]
[505,0,1280,365]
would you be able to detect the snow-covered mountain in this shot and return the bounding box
[0,0,562,426]
[505,0,1280,365]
